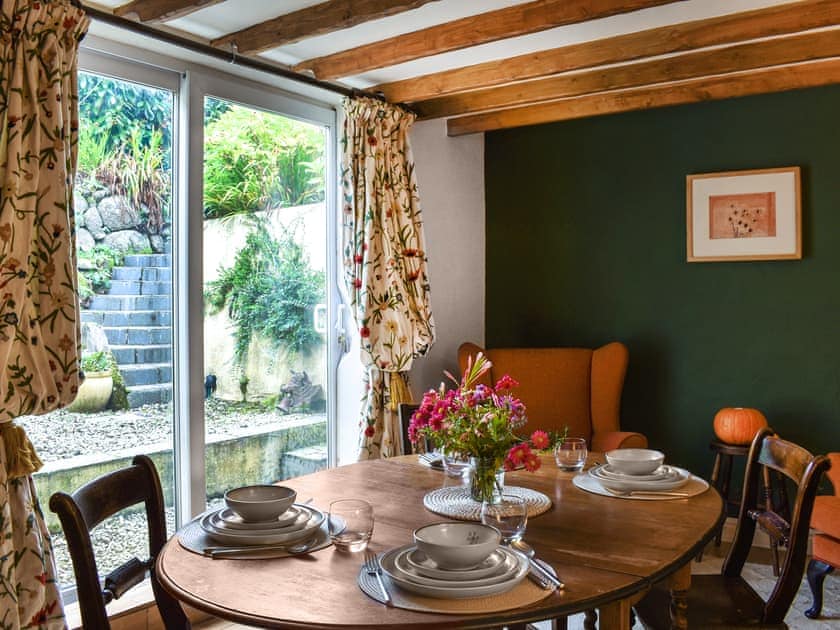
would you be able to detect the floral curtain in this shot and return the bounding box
[0,1,89,627]
[341,97,435,459]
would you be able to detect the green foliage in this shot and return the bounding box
[109,360,129,411]
[76,123,112,177]
[204,223,324,365]
[81,351,111,373]
[77,246,125,301]
[203,104,325,219]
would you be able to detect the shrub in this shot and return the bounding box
[77,246,124,300]
[204,223,324,365]
[203,104,325,219]
[81,351,111,373]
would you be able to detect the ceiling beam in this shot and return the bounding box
[212,0,442,55]
[377,0,840,104]
[293,0,686,80]
[416,29,840,119]
[113,0,225,23]
[446,58,840,136]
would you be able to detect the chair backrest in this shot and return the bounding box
[49,455,190,630]
[457,341,628,439]
[398,402,420,455]
[724,427,830,624]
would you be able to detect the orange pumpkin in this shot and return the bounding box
[713,407,768,445]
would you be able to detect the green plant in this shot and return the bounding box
[203,105,325,219]
[81,351,111,373]
[77,246,125,298]
[109,360,129,411]
[204,223,324,366]
[76,124,113,177]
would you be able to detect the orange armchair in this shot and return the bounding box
[805,452,839,619]
[458,342,646,452]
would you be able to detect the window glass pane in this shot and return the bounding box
[202,97,328,508]
[22,70,175,597]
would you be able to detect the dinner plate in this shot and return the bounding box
[200,505,325,545]
[591,466,691,492]
[216,505,302,530]
[208,505,311,535]
[393,545,520,587]
[405,547,506,580]
[379,545,529,599]
[594,464,676,482]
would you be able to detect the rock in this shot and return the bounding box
[98,195,140,231]
[80,321,110,354]
[74,191,88,218]
[149,234,165,253]
[102,230,149,253]
[93,188,110,201]
[76,228,95,252]
[83,207,106,240]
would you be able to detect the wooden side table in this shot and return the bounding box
[708,439,790,575]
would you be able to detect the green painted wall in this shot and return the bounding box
[485,85,840,476]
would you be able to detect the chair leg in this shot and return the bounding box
[583,609,597,629]
[805,559,834,619]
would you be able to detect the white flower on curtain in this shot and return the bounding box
[0,1,89,627]
[341,97,435,459]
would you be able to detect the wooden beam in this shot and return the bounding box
[293,0,686,79]
[212,0,442,55]
[416,29,840,118]
[113,0,225,22]
[446,58,840,136]
[377,0,840,103]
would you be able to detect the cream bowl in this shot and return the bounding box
[605,448,665,475]
[224,485,296,522]
[413,522,501,570]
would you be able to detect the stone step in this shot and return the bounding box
[120,363,172,387]
[107,280,171,296]
[126,383,172,407]
[111,266,172,282]
[111,344,171,365]
[104,326,171,346]
[277,444,328,481]
[123,254,171,268]
[88,294,171,311]
[81,310,172,327]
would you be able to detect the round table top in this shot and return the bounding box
[157,454,723,629]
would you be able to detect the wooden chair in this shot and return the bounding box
[398,402,420,454]
[634,427,830,629]
[49,455,190,630]
[805,452,840,619]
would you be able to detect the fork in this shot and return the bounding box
[363,551,392,606]
[602,486,690,498]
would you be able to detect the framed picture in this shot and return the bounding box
[686,166,801,262]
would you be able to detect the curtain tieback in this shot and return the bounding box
[388,371,411,411]
[0,421,43,478]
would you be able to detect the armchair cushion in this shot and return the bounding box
[458,341,646,449]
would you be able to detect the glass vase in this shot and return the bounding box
[469,456,505,504]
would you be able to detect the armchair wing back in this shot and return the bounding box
[458,341,646,452]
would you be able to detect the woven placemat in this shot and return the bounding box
[178,515,332,560]
[423,486,552,521]
[357,564,558,614]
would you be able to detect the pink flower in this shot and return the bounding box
[524,450,541,472]
[495,374,519,390]
[530,430,550,450]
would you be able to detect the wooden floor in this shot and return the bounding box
[193,541,840,630]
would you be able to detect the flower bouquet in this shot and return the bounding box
[408,353,549,503]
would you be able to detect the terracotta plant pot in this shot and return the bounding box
[67,371,113,413]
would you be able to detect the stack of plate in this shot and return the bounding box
[200,503,325,546]
[378,544,529,599]
[589,464,690,492]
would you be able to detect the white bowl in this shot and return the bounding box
[604,449,665,476]
[224,485,296,522]
[413,522,501,570]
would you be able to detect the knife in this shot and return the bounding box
[529,557,565,590]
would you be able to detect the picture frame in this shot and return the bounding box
[686,166,801,262]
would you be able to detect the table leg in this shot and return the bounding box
[583,609,597,630]
[668,563,691,630]
[598,597,632,630]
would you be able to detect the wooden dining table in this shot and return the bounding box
[157,454,723,629]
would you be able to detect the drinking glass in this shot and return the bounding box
[442,450,471,478]
[554,437,588,472]
[480,494,527,544]
[328,499,373,552]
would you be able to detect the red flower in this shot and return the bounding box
[364,425,375,438]
[353,254,363,264]
[360,326,370,338]
[407,270,420,281]
[494,374,519,391]
[63,16,77,29]
[35,571,49,585]
[29,601,57,625]
[403,248,418,257]
[352,278,362,289]
[530,430,550,450]
[367,135,377,146]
